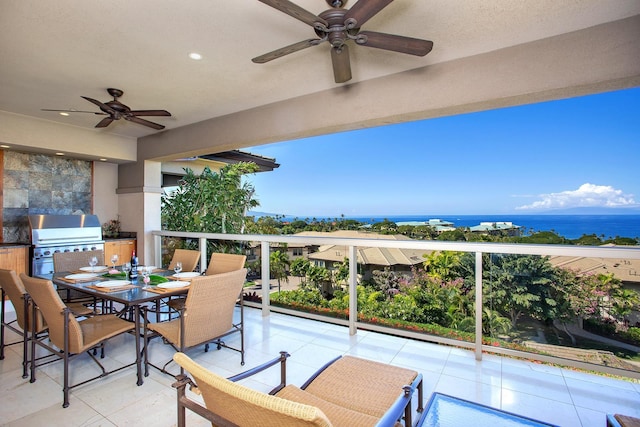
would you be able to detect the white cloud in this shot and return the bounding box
[516,183,637,211]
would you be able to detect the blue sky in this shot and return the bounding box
[246,88,640,217]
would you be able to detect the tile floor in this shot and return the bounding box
[1,306,639,426]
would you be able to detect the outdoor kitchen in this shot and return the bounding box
[0,150,133,277]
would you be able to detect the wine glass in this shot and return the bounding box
[122,262,131,277]
[142,266,151,285]
[89,256,98,273]
[110,254,119,270]
[173,261,183,276]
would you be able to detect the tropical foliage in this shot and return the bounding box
[162,162,259,234]
[270,251,640,351]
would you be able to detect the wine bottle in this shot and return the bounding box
[130,250,138,280]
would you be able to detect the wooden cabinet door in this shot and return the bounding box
[104,240,136,265]
[0,246,28,275]
[118,239,136,263]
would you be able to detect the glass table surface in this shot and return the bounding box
[418,393,558,427]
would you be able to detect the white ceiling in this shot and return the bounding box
[1,0,639,139]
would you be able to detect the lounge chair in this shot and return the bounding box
[172,350,423,427]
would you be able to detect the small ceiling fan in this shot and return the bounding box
[42,88,171,130]
[252,0,433,83]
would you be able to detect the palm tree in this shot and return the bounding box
[270,250,290,293]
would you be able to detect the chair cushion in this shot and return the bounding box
[79,315,134,351]
[303,356,418,418]
[277,385,382,427]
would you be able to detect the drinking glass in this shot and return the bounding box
[173,261,183,276]
[110,254,119,270]
[89,256,98,273]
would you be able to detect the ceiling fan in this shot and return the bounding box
[42,88,171,130]
[252,0,433,83]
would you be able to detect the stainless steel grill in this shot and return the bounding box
[29,214,105,276]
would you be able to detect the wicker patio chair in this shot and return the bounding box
[0,269,47,378]
[144,268,247,375]
[53,250,105,315]
[168,249,201,273]
[20,273,138,408]
[167,252,246,312]
[172,351,423,427]
[53,249,105,272]
[204,252,246,276]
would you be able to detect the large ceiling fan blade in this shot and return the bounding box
[130,109,172,117]
[41,108,106,115]
[95,117,114,128]
[258,0,328,29]
[81,96,117,115]
[343,0,393,29]
[252,39,323,63]
[357,31,433,56]
[331,44,352,83]
[126,116,165,130]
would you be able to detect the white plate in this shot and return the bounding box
[64,273,100,280]
[172,272,200,279]
[158,281,190,289]
[79,266,108,272]
[95,280,131,288]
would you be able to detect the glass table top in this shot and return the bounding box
[419,393,558,427]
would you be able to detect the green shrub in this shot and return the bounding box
[619,327,640,345]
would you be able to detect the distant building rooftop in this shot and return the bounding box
[395,219,456,233]
[469,221,521,232]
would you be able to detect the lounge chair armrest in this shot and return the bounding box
[227,351,290,393]
[374,385,413,427]
[375,372,423,427]
[300,355,342,389]
[172,374,238,427]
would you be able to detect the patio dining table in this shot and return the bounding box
[47,269,190,386]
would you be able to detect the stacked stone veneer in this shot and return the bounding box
[2,151,92,243]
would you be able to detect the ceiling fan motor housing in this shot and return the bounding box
[316,9,359,48]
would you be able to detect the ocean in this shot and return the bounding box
[273,214,640,240]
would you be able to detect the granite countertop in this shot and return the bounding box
[104,232,137,240]
[0,242,31,247]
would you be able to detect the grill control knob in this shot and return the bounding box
[64,249,71,252]
[44,250,51,256]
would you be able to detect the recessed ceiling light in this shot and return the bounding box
[189,52,202,60]
[59,112,70,116]
[0,144,10,149]
[55,152,65,156]
[99,158,107,161]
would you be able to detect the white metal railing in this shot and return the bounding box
[152,230,640,379]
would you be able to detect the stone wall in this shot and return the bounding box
[2,151,92,242]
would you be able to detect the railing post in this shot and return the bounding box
[475,251,483,361]
[154,233,162,267]
[348,245,357,335]
[199,237,207,274]
[261,241,270,317]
